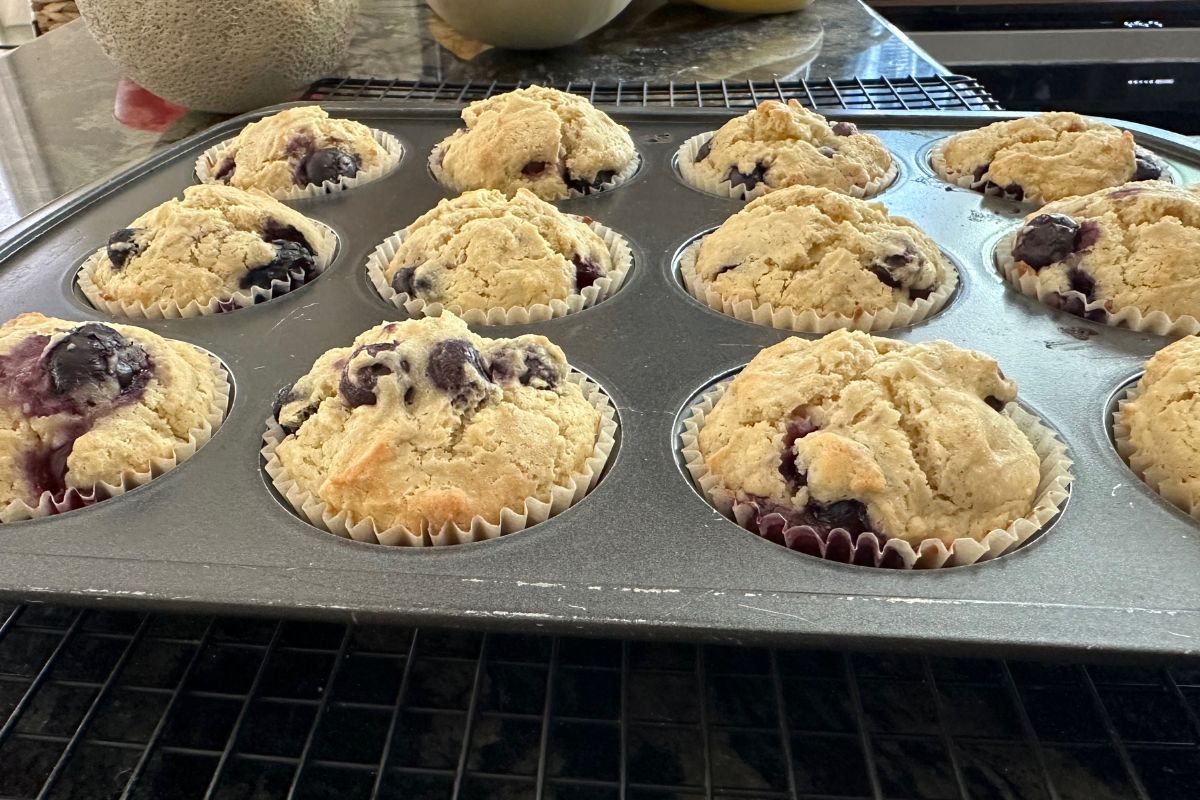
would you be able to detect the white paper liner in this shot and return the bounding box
[676,235,957,333]
[261,372,618,547]
[366,218,633,325]
[994,229,1200,337]
[676,131,898,202]
[0,353,232,523]
[1113,377,1200,520]
[679,378,1073,569]
[428,142,640,201]
[78,221,339,319]
[929,138,1173,206]
[195,127,403,200]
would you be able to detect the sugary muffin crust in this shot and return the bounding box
[692,185,950,318]
[696,331,1041,546]
[936,112,1165,203]
[84,184,329,313]
[272,313,600,533]
[432,85,637,201]
[687,100,895,197]
[384,189,611,311]
[1119,336,1200,518]
[1006,181,1200,323]
[204,105,392,194]
[0,313,223,509]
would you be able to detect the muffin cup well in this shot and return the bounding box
[366,219,633,325]
[676,131,898,202]
[428,143,640,201]
[195,128,403,201]
[78,221,339,319]
[995,230,1200,337]
[1113,379,1200,521]
[679,378,1073,569]
[0,353,232,524]
[677,235,957,333]
[930,139,1173,206]
[262,372,619,547]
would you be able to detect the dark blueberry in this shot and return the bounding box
[1012,213,1081,269]
[870,265,902,289]
[426,339,492,407]
[971,163,990,182]
[213,155,237,183]
[1132,151,1163,182]
[1002,183,1025,201]
[391,266,417,296]
[1045,290,1108,323]
[810,499,872,536]
[564,169,616,195]
[714,263,740,276]
[338,343,402,409]
[694,138,714,163]
[725,163,768,191]
[572,255,604,291]
[271,385,294,422]
[296,147,361,187]
[521,161,551,177]
[869,245,921,291]
[817,146,836,158]
[106,228,142,270]
[45,323,150,399]
[1066,266,1097,301]
[984,395,1005,412]
[908,285,935,301]
[261,220,312,249]
[778,415,819,493]
[487,345,561,390]
[831,121,858,137]
[240,240,317,291]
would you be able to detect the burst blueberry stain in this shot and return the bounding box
[1066,266,1097,300]
[338,343,401,408]
[565,169,616,195]
[778,415,819,493]
[984,395,1005,412]
[725,163,768,191]
[241,239,317,291]
[213,155,237,183]
[426,339,492,407]
[572,255,604,291]
[1012,213,1083,269]
[831,121,858,137]
[106,228,142,270]
[391,266,417,296]
[1132,152,1163,182]
[261,220,312,249]
[296,147,361,187]
[694,138,714,163]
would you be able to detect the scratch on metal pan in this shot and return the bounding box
[737,604,813,623]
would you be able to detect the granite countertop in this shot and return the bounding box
[0,0,942,230]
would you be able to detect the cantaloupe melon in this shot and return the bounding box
[76,0,358,113]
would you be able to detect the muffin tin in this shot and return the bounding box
[0,104,1198,660]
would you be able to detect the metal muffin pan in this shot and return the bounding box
[0,104,1197,660]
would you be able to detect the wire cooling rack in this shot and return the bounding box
[1,603,1198,800]
[305,76,1003,111]
[2,79,1197,799]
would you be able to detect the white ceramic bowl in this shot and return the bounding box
[427,0,632,50]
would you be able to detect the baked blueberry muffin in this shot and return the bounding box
[0,313,226,515]
[695,331,1041,548]
[431,86,638,201]
[270,313,604,537]
[202,105,396,196]
[680,100,896,198]
[1117,336,1200,519]
[1002,181,1200,325]
[684,185,952,327]
[380,188,616,313]
[81,184,333,316]
[933,112,1166,203]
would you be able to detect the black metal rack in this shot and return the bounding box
[1,79,1196,799]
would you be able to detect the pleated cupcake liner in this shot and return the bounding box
[261,372,618,547]
[994,229,1200,337]
[366,218,633,325]
[679,378,1074,569]
[929,138,1173,206]
[1113,377,1200,521]
[676,235,957,333]
[195,127,403,200]
[0,353,232,523]
[428,143,640,201]
[675,131,898,202]
[78,221,339,319]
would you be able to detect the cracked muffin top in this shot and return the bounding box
[272,313,600,533]
[204,105,393,195]
[686,100,895,197]
[692,186,951,318]
[1005,181,1200,323]
[432,85,637,201]
[0,313,224,509]
[697,330,1040,546]
[384,189,612,311]
[83,184,330,314]
[935,112,1165,203]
